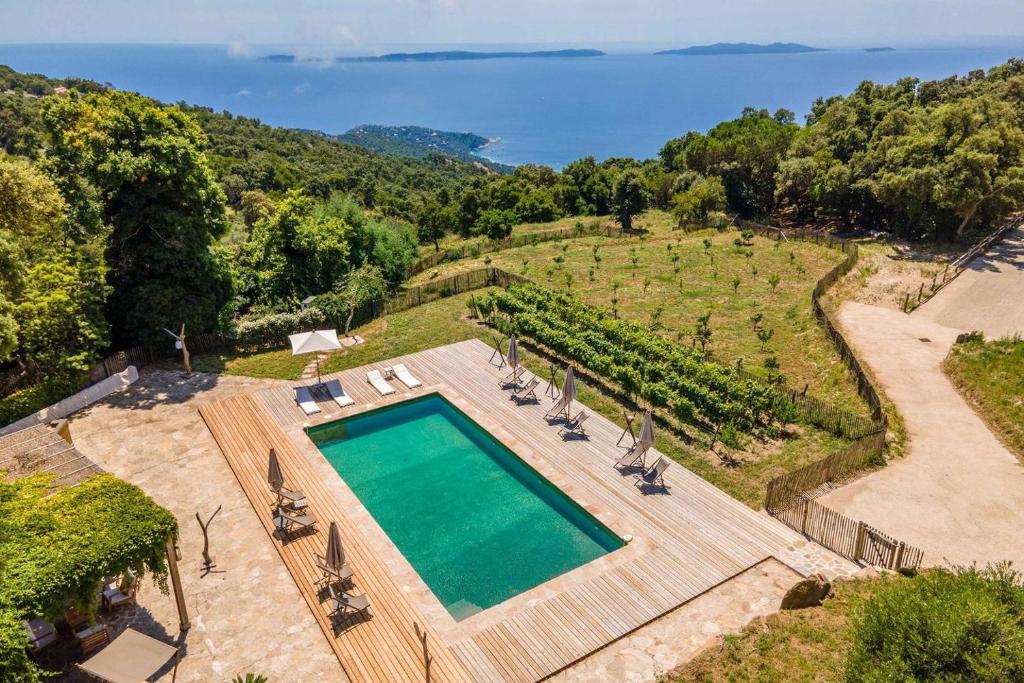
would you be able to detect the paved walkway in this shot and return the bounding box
[821,277,1024,566]
[917,226,1024,338]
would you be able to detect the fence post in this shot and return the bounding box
[853,521,867,563]
[800,497,810,534]
[891,541,905,570]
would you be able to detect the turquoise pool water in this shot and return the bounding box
[308,394,622,621]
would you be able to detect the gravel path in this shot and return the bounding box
[820,229,1024,567]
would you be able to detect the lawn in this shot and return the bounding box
[944,336,1024,460]
[188,294,850,508]
[670,573,901,683]
[412,212,865,415]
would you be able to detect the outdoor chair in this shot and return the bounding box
[102,570,138,613]
[23,617,57,655]
[499,365,525,388]
[314,553,354,588]
[635,456,670,491]
[367,369,396,396]
[557,410,589,438]
[324,379,355,408]
[74,619,110,657]
[511,377,539,404]
[327,584,371,621]
[274,506,317,536]
[294,386,321,415]
[392,363,422,389]
[614,441,649,471]
[544,395,569,419]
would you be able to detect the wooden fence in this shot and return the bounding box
[765,429,886,513]
[406,222,619,277]
[89,268,526,382]
[902,215,1022,313]
[774,496,924,570]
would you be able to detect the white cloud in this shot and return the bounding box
[236,88,252,96]
[293,81,311,94]
[227,39,254,58]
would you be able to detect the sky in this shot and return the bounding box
[2,0,1024,50]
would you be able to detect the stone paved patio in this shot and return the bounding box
[64,369,347,683]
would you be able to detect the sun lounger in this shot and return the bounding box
[274,506,317,535]
[324,379,355,407]
[511,377,539,404]
[614,441,649,470]
[314,553,354,587]
[392,364,422,389]
[328,584,371,620]
[557,410,589,438]
[294,386,321,415]
[367,369,396,396]
[635,456,670,490]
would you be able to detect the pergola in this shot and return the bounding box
[0,422,189,631]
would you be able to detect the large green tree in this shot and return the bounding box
[40,91,232,346]
[610,169,650,232]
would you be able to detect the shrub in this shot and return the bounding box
[232,307,332,351]
[0,373,82,426]
[846,565,1024,682]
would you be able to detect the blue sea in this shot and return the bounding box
[1,43,1022,167]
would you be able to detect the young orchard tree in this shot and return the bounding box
[336,263,387,337]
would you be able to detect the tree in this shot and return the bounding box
[475,209,515,241]
[40,91,233,346]
[416,200,457,251]
[611,169,649,232]
[671,175,727,227]
[336,263,387,336]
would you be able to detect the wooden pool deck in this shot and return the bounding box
[199,339,830,683]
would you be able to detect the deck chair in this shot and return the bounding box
[635,456,670,490]
[328,584,371,620]
[294,386,321,415]
[367,369,396,396]
[324,379,355,408]
[557,411,589,438]
[499,365,526,388]
[614,441,649,470]
[314,553,354,588]
[274,506,317,536]
[511,377,539,404]
[270,484,308,510]
[101,570,138,613]
[392,363,422,389]
[544,394,569,419]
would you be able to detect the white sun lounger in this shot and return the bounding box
[294,386,321,415]
[367,370,396,396]
[392,364,422,389]
[324,379,355,407]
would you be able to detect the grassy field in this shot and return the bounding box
[186,294,849,508]
[670,574,901,683]
[944,336,1024,460]
[412,212,864,414]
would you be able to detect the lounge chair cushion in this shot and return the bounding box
[392,364,422,389]
[325,379,355,407]
[367,370,396,396]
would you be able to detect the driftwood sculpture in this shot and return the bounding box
[195,505,222,576]
[164,324,192,375]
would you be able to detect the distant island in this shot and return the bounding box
[262,49,605,64]
[865,47,896,52]
[655,42,827,56]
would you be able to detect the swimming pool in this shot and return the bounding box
[307,393,623,621]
